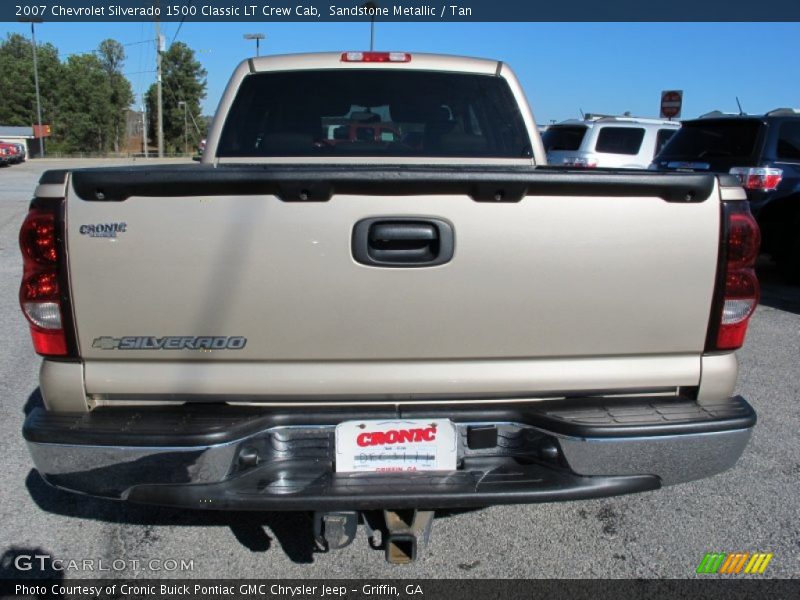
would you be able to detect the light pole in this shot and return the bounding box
[243,33,265,57]
[177,101,188,155]
[19,18,45,157]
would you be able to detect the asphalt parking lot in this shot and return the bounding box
[0,159,798,580]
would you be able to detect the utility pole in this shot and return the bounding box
[243,33,265,57]
[155,13,164,158]
[23,19,45,158]
[370,16,375,51]
[141,95,149,158]
[178,101,188,155]
[364,2,377,51]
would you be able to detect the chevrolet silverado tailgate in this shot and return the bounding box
[62,167,721,400]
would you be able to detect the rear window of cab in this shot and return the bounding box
[217,70,533,159]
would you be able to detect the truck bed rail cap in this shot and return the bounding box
[69,165,716,204]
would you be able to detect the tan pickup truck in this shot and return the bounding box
[20,52,759,563]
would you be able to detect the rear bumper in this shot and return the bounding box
[23,396,755,510]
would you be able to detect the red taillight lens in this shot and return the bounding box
[727,212,761,268]
[340,51,412,63]
[23,271,59,301]
[19,204,68,357]
[20,211,58,264]
[729,167,782,191]
[710,203,761,351]
[28,327,68,355]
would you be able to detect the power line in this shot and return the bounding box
[171,21,185,46]
[134,22,146,102]
[123,39,156,47]
[64,38,157,57]
[171,0,193,45]
[162,76,203,135]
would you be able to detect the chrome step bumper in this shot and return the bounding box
[23,396,755,509]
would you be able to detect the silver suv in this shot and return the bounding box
[543,115,680,169]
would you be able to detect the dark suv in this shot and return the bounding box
[652,109,800,280]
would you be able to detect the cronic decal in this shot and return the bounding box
[79,223,127,238]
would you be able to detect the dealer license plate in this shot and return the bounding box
[335,419,458,473]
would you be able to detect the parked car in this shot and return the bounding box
[21,51,758,565]
[0,142,17,166]
[11,142,27,162]
[544,115,680,168]
[652,108,800,280]
[10,143,24,164]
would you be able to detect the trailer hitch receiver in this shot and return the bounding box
[383,509,434,565]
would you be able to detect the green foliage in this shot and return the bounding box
[0,34,208,156]
[146,42,207,153]
[51,39,134,153]
[97,39,125,74]
[0,33,62,129]
[97,39,134,153]
[53,53,116,153]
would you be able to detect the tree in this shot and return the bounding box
[0,33,137,155]
[97,39,134,153]
[146,42,207,153]
[0,33,62,129]
[54,53,115,153]
[97,38,124,74]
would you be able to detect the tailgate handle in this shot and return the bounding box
[353,218,455,267]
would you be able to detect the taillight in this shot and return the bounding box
[19,204,69,356]
[729,167,782,191]
[340,51,411,63]
[707,203,761,351]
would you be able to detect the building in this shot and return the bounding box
[0,126,35,157]
[125,109,148,155]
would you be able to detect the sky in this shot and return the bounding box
[2,21,799,124]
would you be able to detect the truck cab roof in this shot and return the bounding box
[246,51,504,76]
